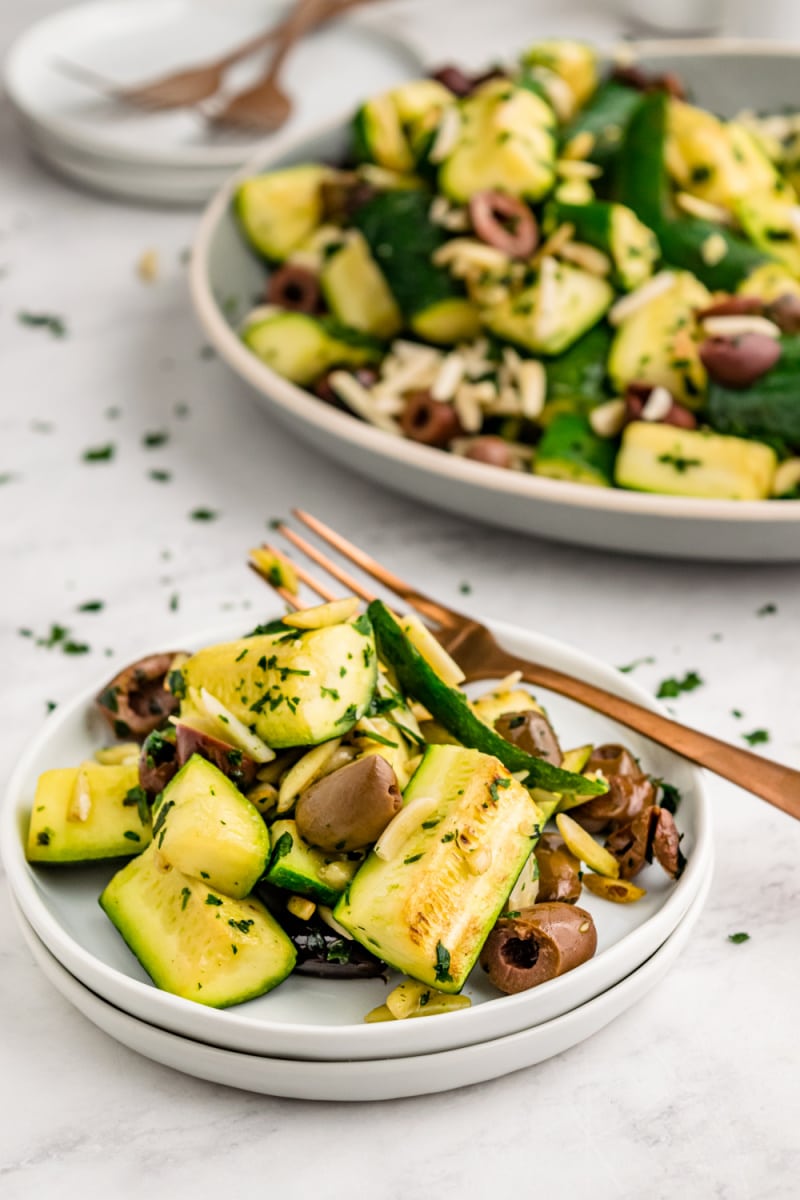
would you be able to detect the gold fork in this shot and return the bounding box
[247,510,800,823]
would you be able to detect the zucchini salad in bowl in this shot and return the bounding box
[21,584,688,1020]
[228,39,800,504]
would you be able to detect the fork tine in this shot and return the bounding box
[291,509,462,628]
[277,524,377,603]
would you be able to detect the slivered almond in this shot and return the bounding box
[609,271,676,326]
[701,314,782,339]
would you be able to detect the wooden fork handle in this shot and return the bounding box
[467,649,800,821]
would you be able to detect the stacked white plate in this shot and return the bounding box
[3,618,713,1101]
[4,0,423,205]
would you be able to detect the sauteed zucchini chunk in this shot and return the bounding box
[151,755,270,899]
[481,259,613,356]
[180,617,377,748]
[241,312,381,387]
[608,270,710,407]
[100,845,295,1007]
[353,189,480,344]
[438,79,557,204]
[335,744,543,992]
[27,761,148,863]
[614,422,777,499]
[548,200,659,291]
[264,819,360,906]
[236,165,330,261]
[320,230,403,339]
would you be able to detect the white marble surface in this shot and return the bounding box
[2,2,800,1197]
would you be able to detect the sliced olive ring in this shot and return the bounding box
[97,652,186,741]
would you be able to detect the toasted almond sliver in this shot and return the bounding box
[556,812,620,878]
[559,241,612,277]
[556,159,603,180]
[428,105,462,164]
[608,271,676,326]
[431,352,467,402]
[641,386,674,422]
[675,191,735,226]
[277,738,343,813]
[374,794,440,861]
[701,314,782,340]
[283,596,360,629]
[589,398,627,439]
[583,873,646,904]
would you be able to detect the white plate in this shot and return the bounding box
[5,0,421,178]
[3,617,711,1061]
[190,40,800,560]
[12,878,709,1100]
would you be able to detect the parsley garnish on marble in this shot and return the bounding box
[728,932,750,944]
[142,430,169,449]
[190,508,219,522]
[82,443,115,463]
[757,603,777,617]
[77,600,104,613]
[742,729,770,747]
[148,469,172,483]
[618,656,656,674]
[17,311,67,338]
[656,671,703,699]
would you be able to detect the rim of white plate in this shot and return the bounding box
[189,38,800,527]
[3,616,712,1057]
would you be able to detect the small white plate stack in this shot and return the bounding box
[3,619,713,1101]
[4,0,422,206]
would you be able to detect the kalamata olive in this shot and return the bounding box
[699,333,782,388]
[697,296,765,321]
[624,383,697,430]
[612,64,686,99]
[295,755,402,852]
[569,744,655,834]
[464,436,514,468]
[400,390,463,447]
[429,64,474,97]
[605,805,657,879]
[266,264,321,313]
[534,833,582,903]
[175,724,257,789]
[652,807,683,877]
[97,652,185,741]
[495,710,563,767]
[765,292,800,334]
[469,190,538,259]
[138,726,178,797]
[480,903,597,994]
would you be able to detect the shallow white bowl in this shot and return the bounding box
[190,40,800,560]
[3,617,711,1061]
[13,877,709,1101]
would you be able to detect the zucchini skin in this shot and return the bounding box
[707,336,800,450]
[616,92,770,290]
[534,412,615,486]
[367,600,605,797]
[544,323,612,416]
[353,189,468,320]
[561,80,643,169]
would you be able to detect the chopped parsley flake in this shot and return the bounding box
[228,918,254,934]
[82,443,115,463]
[190,507,218,522]
[656,671,703,699]
[77,600,104,612]
[757,603,777,617]
[618,656,655,674]
[728,932,750,944]
[169,592,179,612]
[434,941,453,984]
[321,686,340,701]
[123,830,141,842]
[489,776,512,803]
[142,430,169,449]
[17,311,66,337]
[148,469,172,483]
[742,729,769,747]
[123,785,150,825]
[181,887,191,910]
[205,893,223,906]
[459,582,472,595]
